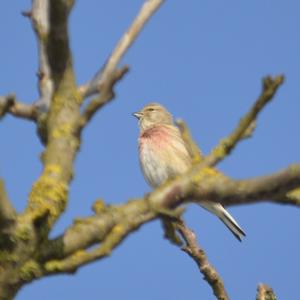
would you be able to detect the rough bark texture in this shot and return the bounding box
[0,1,297,299]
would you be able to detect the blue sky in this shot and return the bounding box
[0,1,299,299]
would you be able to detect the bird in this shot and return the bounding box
[133,102,245,241]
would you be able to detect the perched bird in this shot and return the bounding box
[133,103,245,241]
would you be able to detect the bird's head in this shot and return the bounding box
[133,103,173,131]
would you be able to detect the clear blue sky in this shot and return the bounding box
[1,1,299,299]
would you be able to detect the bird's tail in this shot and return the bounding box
[200,201,246,241]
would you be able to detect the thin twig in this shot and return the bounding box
[78,0,165,99]
[30,0,54,111]
[256,284,277,300]
[176,119,202,163]
[202,75,284,168]
[43,210,154,274]
[79,66,129,129]
[0,94,37,121]
[175,219,229,300]
[79,0,164,129]
[39,199,155,262]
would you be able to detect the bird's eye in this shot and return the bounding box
[148,108,155,112]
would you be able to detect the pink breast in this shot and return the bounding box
[139,127,172,187]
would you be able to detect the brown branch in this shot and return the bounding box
[0,2,85,295]
[38,162,300,276]
[176,119,202,163]
[193,164,300,207]
[0,94,37,121]
[78,0,165,99]
[39,200,155,274]
[39,199,154,261]
[43,210,154,274]
[202,75,284,168]
[79,66,129,129]
[153,163,300,209]
[256,284,277,300]
[29,0,53,111]
[175,219,229,300]
[0,0,68,121]
[25,0,80,228]
[79,0,165,129]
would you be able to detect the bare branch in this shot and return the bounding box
[26,0,80,228]
[30,0,53,111]
[79,66,129,129]
[29,0,76,111]
[0,94,37,121]
[79,0,165,129]
[42,202,155,274]
[154,163,300,209]
[256,284,277,300]
[175,219,229,300]
[195,164,300,207]
[78,0,165,99]
[38,162,300,276]
[39,199,154,262]
[176,119,202,163]
[202,75,284,168]
[44,212,154,274]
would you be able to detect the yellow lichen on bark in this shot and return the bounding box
[19,260,42,281]
[287,188,300,204]
[28,173,68,224]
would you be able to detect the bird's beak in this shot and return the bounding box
[132,111,143,119]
